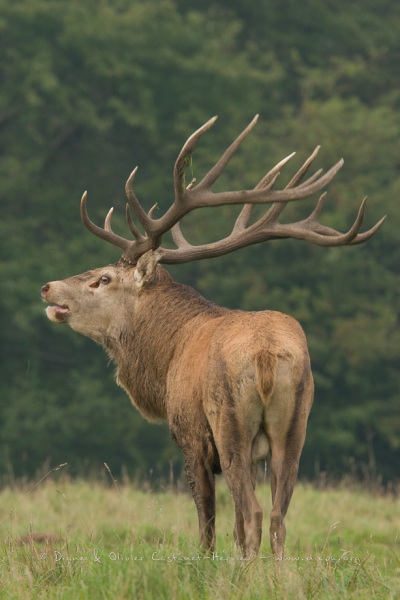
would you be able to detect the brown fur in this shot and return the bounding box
[42,251,314,558]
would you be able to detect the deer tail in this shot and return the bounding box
[255,349,276,404]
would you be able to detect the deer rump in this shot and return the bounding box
[162,305,314,559]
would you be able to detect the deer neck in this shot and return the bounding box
[103,278,228,422]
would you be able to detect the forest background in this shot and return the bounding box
[1,0,399,484]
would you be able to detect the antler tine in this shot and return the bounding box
[307,192,327,221]
[174,116,218,203]
[125,166,152,231]
[297,169,324,188]
[80,192,130,252]
[256,152,297,191]
[125,204,145,241]
[232,153,293,233]
[287,146,321,188]
[234,151,299,232]
[104,207,114,232]
[349,215,387,244]
[197,115,259,191]
[298,196,369,246]
[171,221,192,249]
[268,196,385,248]
[148,203,158,218]
[233,204,254,232]
[258,147,322,226]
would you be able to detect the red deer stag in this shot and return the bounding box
[41,115,384,559]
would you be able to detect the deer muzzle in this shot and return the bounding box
[41,283,70,323]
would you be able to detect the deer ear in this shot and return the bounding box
[133,250,161,289]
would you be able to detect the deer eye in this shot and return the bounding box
[100,275,111,284]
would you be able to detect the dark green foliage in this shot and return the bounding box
[0,0,398,481]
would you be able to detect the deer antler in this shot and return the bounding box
[81,115,385,265]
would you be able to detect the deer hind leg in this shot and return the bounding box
[210,406,263,558]
[268,449,297,559]
[224,458,263,558]
[233,461,258,551]
[266,366,314,559]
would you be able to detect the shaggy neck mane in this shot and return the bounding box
[104,267,228,421]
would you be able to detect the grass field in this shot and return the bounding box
[0,469,399,599]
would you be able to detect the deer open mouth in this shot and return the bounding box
[45,304,70,323]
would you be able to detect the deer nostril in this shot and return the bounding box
[41,283,50,297]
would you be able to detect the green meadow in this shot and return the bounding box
[1,473,399,599]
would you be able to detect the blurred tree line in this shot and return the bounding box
[0,0,399,482]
